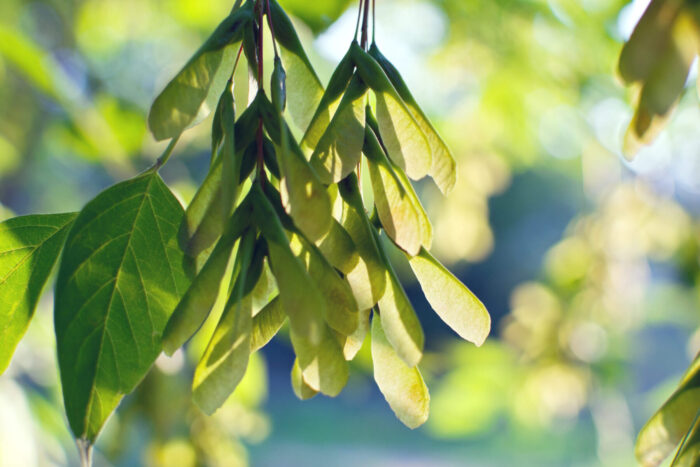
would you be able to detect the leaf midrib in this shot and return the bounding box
[79,175,156,438]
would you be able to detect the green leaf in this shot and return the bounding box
[338,174,387,310]
[0,213,77,374]
[671,411,700,467]
[350,42,431,180]
[290,325,349,396]
[275,114,332,242]
[54,172,191,442]
[291,358,318,400]
[250,296,285,352]
[192,229,257,414]
[277,0,353,34]
[408,247,490,346]
[290,233,358,336]
[163,200,252,355]
[250,256,278,311]
[624,17,697,158]
[269,0,324,131]
[364,125,424,256]
[636,354,700,467]
[315,218,359,275]
[148,4,252,141]
[618,0,684,84]
[180,84,240,262]
[301,49,355,157]
[251,183,325,344]
[369,43,456,194]
[335,307,371,361]
[373,230,424,368]
[371,313,429,429]
[309,74,368,184]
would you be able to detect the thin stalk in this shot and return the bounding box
[256,0,266,184]
[231,42,245,79]
[77,439,93,467]
[265,0,280,58]
[360,0,371,50]
[354,0,364,42]
[150,133,180,172]
[372,0,376,43]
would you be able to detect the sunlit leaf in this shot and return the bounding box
[0,213,77,374]
[623,14,697,158]
[336,307,371,361]
[179,84,240,262]
[269,0,324,131]
[290,325,349,396]
[163,200,252,355]
[374,230,424,368]
[350,42,431,180]
[618,0,684,84]
[301,49,355,157]
[291,358,318,400]
[290,233,358,336]
[364,125,423,256]
[338,174,387,310]
[408,247,490,346]
[369,43,456,194]
[54,172,191,442]
[671,411,700,467]
[371,313,429,429]
[315,218,359,275]
[192,229,257,414]
[148,4,252,140]
[636,355,700,467]
[259,93,332,240]
[250,296,285,352]
[277,0,353,33]
[251,183,325,344]
[309,74,368,183]
[275,114,332,241]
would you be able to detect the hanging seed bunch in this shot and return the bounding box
[618,0,700,157]
[0,0,490,458]
[155,0,490,425]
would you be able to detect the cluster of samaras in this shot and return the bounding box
[0,0,490,452]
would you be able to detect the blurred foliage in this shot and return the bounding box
[3,0,700,465]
